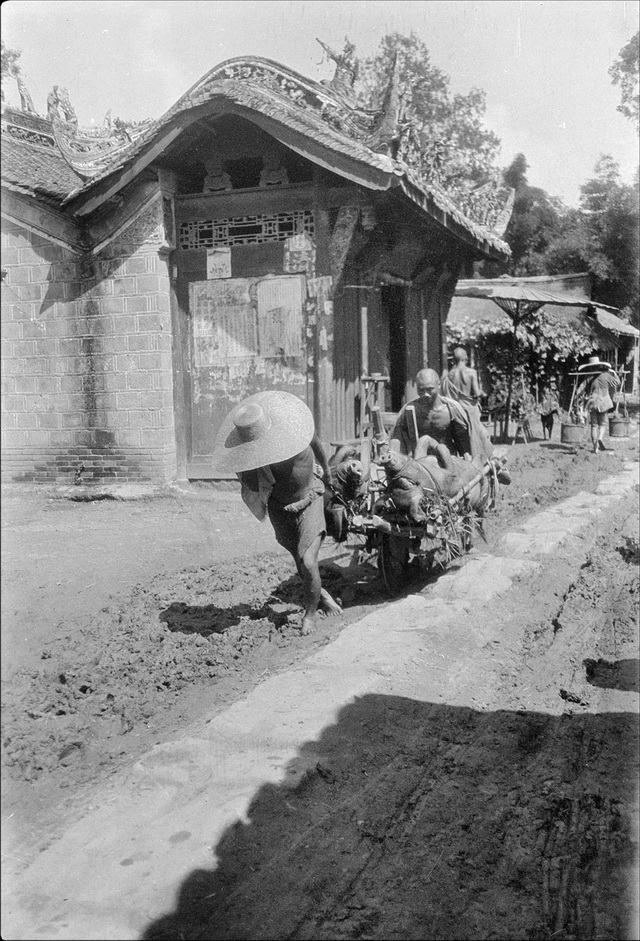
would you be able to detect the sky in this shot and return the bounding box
[2,0,639,206]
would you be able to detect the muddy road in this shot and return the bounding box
[1,433,639,940]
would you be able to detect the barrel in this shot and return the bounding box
[560,423,585,444]
[609,417,630,438]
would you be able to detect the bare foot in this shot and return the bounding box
[320,589,342,616]
[300,615,317,635]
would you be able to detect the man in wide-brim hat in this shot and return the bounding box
[576,356,621,453]
[577,355,613,374]
[211,390,341,634]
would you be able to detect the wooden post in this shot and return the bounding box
[359,306,369,437]
[361,306,369,376]
[504,317,518,443]
[314,278,334,443]
[313,168,333,444]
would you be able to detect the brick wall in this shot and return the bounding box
[1,198,177,484]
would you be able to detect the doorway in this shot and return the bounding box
[381,285,406,412]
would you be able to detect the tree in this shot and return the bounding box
[358,32,501,187]
[609,31,639,129]
[543,156,639,319]
[478,152,638,324]
[477,153,563,278]
[1,40,22,103]
[1,40,22,82]
[501,154,563,275]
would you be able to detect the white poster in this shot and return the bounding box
[190,280,257,367]
[256,277,304,358]
[206,247,232,279]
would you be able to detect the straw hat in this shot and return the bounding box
[578,355,612,372]
[211,390,315,472]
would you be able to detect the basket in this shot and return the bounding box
[609,417,630,438]
[560,423,585,445]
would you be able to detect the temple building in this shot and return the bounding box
[1,45,512,483]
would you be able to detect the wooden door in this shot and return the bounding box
[186,274,309,477]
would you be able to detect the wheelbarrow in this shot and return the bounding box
[326,411,502,595]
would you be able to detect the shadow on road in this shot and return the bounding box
[142,694,638,941]
[584,658,640,693]
[157,557,434,637]
[540,442,580,453]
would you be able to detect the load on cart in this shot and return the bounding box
[324,381,511,595]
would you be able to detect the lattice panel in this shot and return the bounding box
[179,211,314,249]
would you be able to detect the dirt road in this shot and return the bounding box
[2,431,639,940]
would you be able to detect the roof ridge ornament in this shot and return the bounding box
[46,85,153,179]
[316,37,359,98]
[16,75,36,115]
[204,54,379,140]
[362,53,515,238]
[366,49,403,156]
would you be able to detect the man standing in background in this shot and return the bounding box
[577,357,621,453]
[441,347,484,413]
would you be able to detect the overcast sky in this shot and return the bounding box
[2,0,638,205]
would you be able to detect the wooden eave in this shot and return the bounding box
[1,187,87,253]
[62,98,396,218]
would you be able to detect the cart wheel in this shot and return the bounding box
[378,534,410,596]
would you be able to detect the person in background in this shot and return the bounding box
[211,390,342,634]
[539,379,560,440]
[441,346,484,413]
[576,356,621,453]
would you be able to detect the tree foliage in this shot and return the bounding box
[478,152,639,324]
[358,32,501,186]
[609,30,639,128]
[1,40,22,93]
[498,154,563,275]
[542,156,639,318]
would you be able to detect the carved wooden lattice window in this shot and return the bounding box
[179,211,314,249]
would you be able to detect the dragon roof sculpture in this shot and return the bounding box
[46,85,154,180]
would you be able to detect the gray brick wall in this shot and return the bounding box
[1,203,177,484]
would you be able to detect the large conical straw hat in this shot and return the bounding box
[578,355,611,372]
[211,390,315,473]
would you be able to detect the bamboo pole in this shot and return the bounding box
[405,404,419,454]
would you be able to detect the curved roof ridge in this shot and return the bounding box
[7,54,511,259]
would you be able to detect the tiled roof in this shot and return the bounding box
[59,57,512,258]
[594,306,639,337]
[1,131,85,205]
[2,57,513,259]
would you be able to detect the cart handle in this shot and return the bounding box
[448,461,494,507]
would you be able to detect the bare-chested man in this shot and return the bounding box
[442,347,484,411]
[390,368,511,484]
[390,368,473,457]
[211,391,341,635]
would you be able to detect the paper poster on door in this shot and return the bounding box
[190,280,256,367]
[206,247,231,280]
[256,277,304,358]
